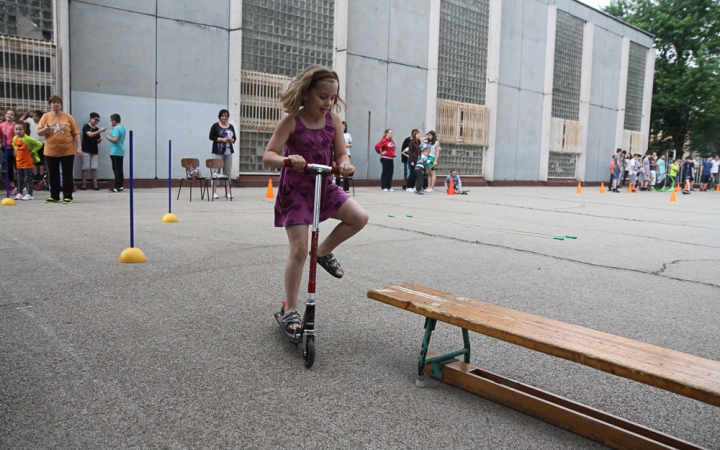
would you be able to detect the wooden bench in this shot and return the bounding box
[368,284,720,450]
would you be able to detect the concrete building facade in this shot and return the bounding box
[0,0,654,184]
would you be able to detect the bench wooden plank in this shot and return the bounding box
[367,284,720,407]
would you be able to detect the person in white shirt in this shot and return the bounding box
[711,155,719,189]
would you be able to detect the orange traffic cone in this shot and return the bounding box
[448,181,455,196]
[599,183,605,194]
[265,179,274,199]
[684,181,690,191]
[576,182,582,194]
[716,183,719,191]
[670,190,676,202]
[675,183,680,192]
[627,183,633,193]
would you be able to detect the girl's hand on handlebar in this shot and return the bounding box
[338,162,355,177]
[287,155,306,172]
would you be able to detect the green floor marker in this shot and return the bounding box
[566,235,577,239]
[406,214,413,218]
[553,236,565,240]
[388,214,395,218]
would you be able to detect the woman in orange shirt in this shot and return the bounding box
[37,95,82,204]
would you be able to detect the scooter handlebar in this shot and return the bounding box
[283,158,344,175]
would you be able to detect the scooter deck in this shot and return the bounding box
[274,310,301,344]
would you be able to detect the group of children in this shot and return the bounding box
[1,105,127,201]
[407,142,462,194]
[0,109,45,200]
[672,155,720,192]
[609,148,720,193]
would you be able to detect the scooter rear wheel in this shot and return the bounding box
[303,336,315,369]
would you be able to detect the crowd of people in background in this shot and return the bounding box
[6,103,719,201]
[374,128,458,195]
[609,148,719,193]
[0,97,126,203]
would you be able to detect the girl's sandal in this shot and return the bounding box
[281,310,302,336]
[316,253,343,279]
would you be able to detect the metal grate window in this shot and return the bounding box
[240,70,292,132]
[237,130,275,173]
[436,143,484,176]
[241,0,334,77]
[437,0,489,105]
[0,0,53,40]
[0,34,55,113]
[624,42,646,132]
[548,151,577,178]
[551,11,584,121]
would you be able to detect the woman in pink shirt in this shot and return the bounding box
[0,109,18,191]
[375,129,396,192]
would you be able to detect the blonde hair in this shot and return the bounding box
[280,65,347,115]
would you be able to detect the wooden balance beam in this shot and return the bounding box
[367,284,720,450]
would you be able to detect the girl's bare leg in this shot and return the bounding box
[284,224,309,314]
[317,199,369,272]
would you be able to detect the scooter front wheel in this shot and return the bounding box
[303,336,315,369]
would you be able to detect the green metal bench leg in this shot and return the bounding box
[416,318,436,387]
[462,328,471,363]
[416,321,472,388]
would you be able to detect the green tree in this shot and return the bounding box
[605,0,720,156]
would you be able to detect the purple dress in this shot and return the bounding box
[274,113,350,227]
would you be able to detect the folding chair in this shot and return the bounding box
[177,158,207,201]
[205,158,232,201]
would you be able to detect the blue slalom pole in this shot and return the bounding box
[118,129,144,262]
[129,130,135,248]
[3,142,8,198]
[168,140,172,214]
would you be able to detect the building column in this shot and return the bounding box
[614,37,630,152]
[56,0,70,108]
[425,0,441,132]
[483,0,502,182]
[334,0,348,117]
[228,0,243,179]
[640,46,655,154]
[538,4,557,181]
[576,21,594,182]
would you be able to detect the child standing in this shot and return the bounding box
[262,65,369,335]
[11,122,42,200]
[668,158,680,187]
[105,113,126,193]
[412,148,430,195]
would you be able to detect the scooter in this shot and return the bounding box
[274,160,341,369]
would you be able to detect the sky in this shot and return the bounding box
[579,0,612,11]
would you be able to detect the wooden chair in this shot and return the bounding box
[177,158,206,201]
[204,158,232,201]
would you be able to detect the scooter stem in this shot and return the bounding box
[308,171,323,295]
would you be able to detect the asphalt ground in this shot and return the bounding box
[1,184,719,449]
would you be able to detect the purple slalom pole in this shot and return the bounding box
[129,130,135,248]
[168,140,172,214]
[3,142,8,198]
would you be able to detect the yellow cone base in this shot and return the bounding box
[119,247,146,263]
[0,198,17,206]
[161,213,178,223]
